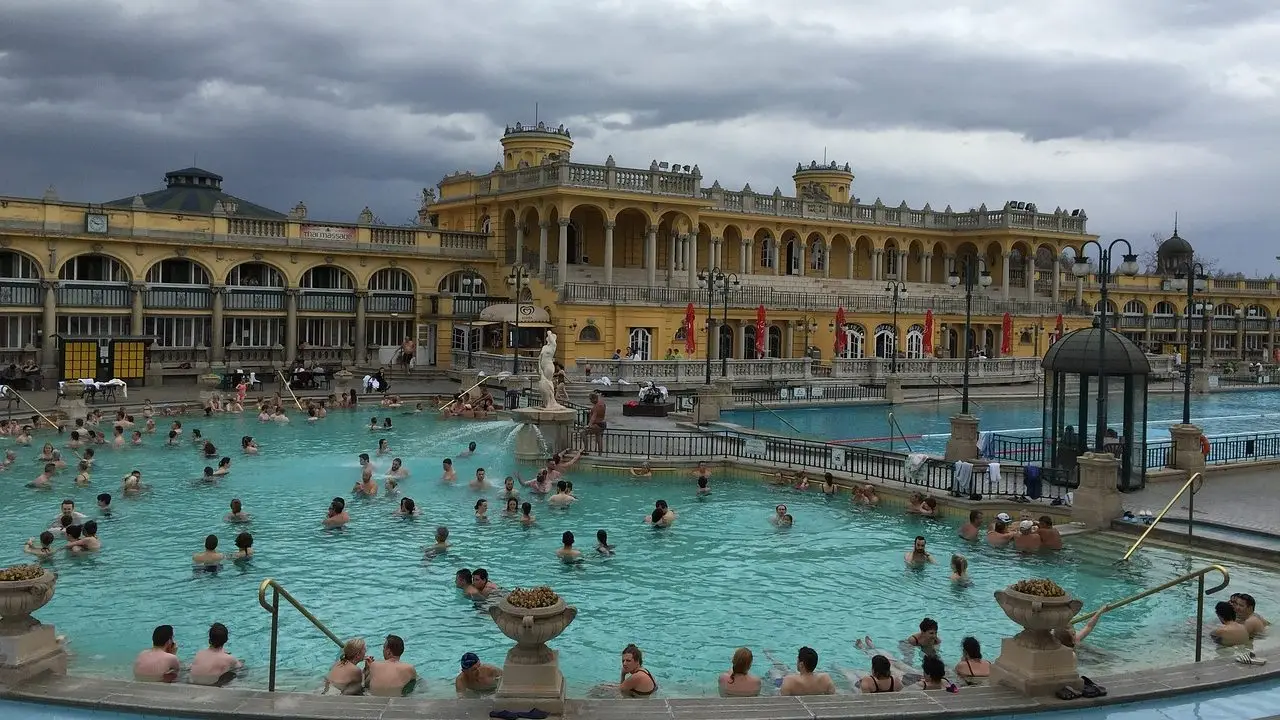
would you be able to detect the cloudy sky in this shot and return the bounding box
[1,0,1277,272]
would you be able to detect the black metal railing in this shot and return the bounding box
[991,430,1280,471]
[731,384,885,405]
[988,433,1043,463]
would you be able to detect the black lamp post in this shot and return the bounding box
[697,267,740,383]
[1072,239,1140,451]
[1022,319,1045,358]
[1171,263,1207,425]
[506,264,528,375]
[797,314,819,361]
[948,257,992,415]
[883,277,908,373]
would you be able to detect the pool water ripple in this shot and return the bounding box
[3,409,1280,697]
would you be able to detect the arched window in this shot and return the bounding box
[882,246,899,278]
[1122,299,1146,315]
[368,268,415,293]
[758,236,776,269]
[60,255,128,282]
[874,323,898,359]
[718,325,733,359]
[905,324,925,359]
[767,325,782,358]
[577,325,601,343]
[628,327,652,360]
[1215,303,1238,318]
[0,251,40,279]
[438,270,486,295]
[743,325,758,358]
[227,262,284,287]
[841,324,866,359]
[1093,299,1118,314]
[301,266,354,290]
[1153,301,1177,315]
[809,239,826,271]
[146,259,210,285]
[1246,305,1269,318]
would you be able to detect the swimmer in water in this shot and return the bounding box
[771,504,788,525]
[503,497,519,516]
[459,441,477,458]
[950,554,970,585]
[696,476,711,496]
[441,458,457,483]
[519,470,551,494]
[121,470,144,495]
[225,499,251,523]
[520,502,535,526]
[821,473,837,495]
[548,481,576,506]
[906,536,935,566]
[377,438,390,456]
[500,476,518,500]
[597,529,615,556]
[424,526,450,557]
[645,500,676,527]
[386,458,409,480]
[469,468,490,490]
[231,532,253,561]
[395,497,419,517]
[213,457,232,476]
[385,477,400,495]
[74,460,92,487]
[29,463,56,489]
[241,436,259,454]
[192,534,224,571]
[198,466,218,485]
[324,497,350,528]
[353,467,378,497]
[474,499,489,523]
[630,461,653,478]
[557,531,582,562]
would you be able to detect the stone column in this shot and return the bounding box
[40,280,57,371]
[1052,264,1061,302]
[1025,256,1036,301]
[944,414,979,462]
[556,218,569,288]
[354,290,368,367]
[823,244,831,278]
[603,221,615,285]
[645,226,657,286]
[667,234,677,285]
[1193,367,1211,394]
[897,250,907,280]
[796,242,805,277]
[687,231,698,286]
[885,376,904,404]
[847,248,855,279]
[129,282,146,335]
[920,252,930,283]
[538,222,549,274]
[784,323,794,358]
[735,322,745,359]
[515,223,526,264]
[739,240,749,274]
[210,285,226,366]
[772,241,780,276]
[285,289,299,364]
[1073,452,1123,529]
[1169,423,1206,472]
[1074,276,1084,307]
[1001,252,1012,300]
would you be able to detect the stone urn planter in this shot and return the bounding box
[198,373,222,389]
[62,383,86,401]
[0,566,57,634]
[489,588,577,665]
[994,579,1083,650]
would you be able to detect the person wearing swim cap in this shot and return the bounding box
[1013,520,1042,551]
[455,652,502,695]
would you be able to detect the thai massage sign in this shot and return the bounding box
[300,225,357,242]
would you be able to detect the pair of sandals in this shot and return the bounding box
[489,711,549,720]
[1055,676,1107,700]
[1236,651,1268,665]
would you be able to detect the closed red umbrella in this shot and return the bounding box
[834,306,847,355]
[755,305,767,357]
[1053,314,1064,343]
[923,309,934,355]
[1001,312,1013,355]
[684,303,697,356]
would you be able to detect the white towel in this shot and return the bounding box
[590,377,612,386]
[977,431,994,458]
[905,453,929,483]
[987,461,1001,489]
[952,461,974,496]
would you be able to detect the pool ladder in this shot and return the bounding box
[1119,471,1204,562]
[887,412,913,452]
[258,578,344,692]
[1072,563,1229,663]
[744,396,805,436]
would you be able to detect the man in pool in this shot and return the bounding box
[1037,515,1063,550]
[469,467,490,490]
[441,458,457,483]
[1231,593,1270,638]
[958,510,983,541]
[906,617,941,655]
[192,535,224,569]
[548,480,576,506]
[905,536,934,565]
[455,568,482,598]
[987,520,1015,547]
[53,499,88,527]
[778,646,836,696]
[134,625,181,683]
[455,652,502,695]
[1013,520,1042,551]
[471,568,499,597]
[189,622,243,686]
[366,634,418,696]
[1211,601,1251,647]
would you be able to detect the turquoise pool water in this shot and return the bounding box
[3,410,1279,697]
[722,391,1280,454]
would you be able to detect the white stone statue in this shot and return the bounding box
[537,330,564,410]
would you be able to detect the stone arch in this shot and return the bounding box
[577,324,602,343]
[805,231,827,274]
[225,260,287,287]
[753,228,777,273]
[438,269,488,295]
[1245,304,1270,318]
[722,224,745,273]
[882,237,902,279]
[144,256,213,285]
[655,210,694,271]
[367,267,416,293]
[567,203,608,267]
[829,233,852,279]
[1153,301,1178,315]
[501,208,521,264]
[614,207,650,270]
[905,239,926,283]
[853,235,874,280]
[697,222,714,272]
[299,263,356,290]
[0,247,45,278]
[1122,299,1147,315]
[57,251,133,282]
[779,229,803,275]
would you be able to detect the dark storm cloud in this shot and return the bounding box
[1,2,1197,142]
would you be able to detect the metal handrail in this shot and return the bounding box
[930,373,982,411]
[258,578,344,692]
[441,377,489,410]
[746,396,806,436]
[276,369,304,410]
[1072,564,1229,662]
[887,411,914,453]
[1120,471,1204,562]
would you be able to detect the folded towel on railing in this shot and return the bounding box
[952,461,974,496]
[987,461,1001,487]
[977,431,994,457]
[905,453,929,482]
[590,376,613,386]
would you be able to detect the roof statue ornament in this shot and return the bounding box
[420,187,436,210]
[799,182,832,202]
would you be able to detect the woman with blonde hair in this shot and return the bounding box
[718,647,761,697]
[324,638,371,694]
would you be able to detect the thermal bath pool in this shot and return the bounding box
[2,409,1278,697]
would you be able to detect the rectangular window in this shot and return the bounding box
[57,315,130,338]
[451,326,481,351]
[366,320,412,348]
[300,318,352,347]
[0,315,38,349]
[224,318,283,348]
[144,317,210,348]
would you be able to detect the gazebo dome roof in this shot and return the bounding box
[1041,327,1151,376]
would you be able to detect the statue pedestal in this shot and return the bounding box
[885,376,904,404]
[944,414,980,462]
[0,623,67,684]
[693,384,723,424]
[493,648,567,713]
[1073,452,1123,529]
[511,407,577,462]
[1169,424,1206,473]
[1193,368,1212,394]
[990,635,1079,696]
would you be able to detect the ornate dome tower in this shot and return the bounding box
[1155,216,1194,276]
[499,122,574,171]
[792,160,854,203]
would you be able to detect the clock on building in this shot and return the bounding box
[85,213,108,234]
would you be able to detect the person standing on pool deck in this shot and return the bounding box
[778,646,836,696]
[905,536,934,566]
[134,625,181,683]
[583,392,606,454]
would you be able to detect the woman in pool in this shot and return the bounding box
[241,436,259,454]
[324,638,371,695]
[395,497,419,517]
[596,529,615,556]
[954,636,990,683]
[618,644,657,697]
[503,497,520,516]
[231,532,254,561]
[74,460,92,487]
[718,647,761,697]
[202,441,217,459]
[121,470,144,496]
[474,499,489,523]
[821,473,837,495]
[630,461,653,478]
[324,497,350,528]
[225,499,251,523]
[213,457,232,476]
[771,504,788,525]
[645,500,675,527]
[915,655,955,691]
[950,554,970,585]
[377,438,390,456]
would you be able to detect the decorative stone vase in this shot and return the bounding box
[198,373,221,389]
[62,384,86,400]
[994,585,1083,650]
[0,569,57,634]
[489,596,577,665]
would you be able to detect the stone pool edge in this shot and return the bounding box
[1,658,1275,720]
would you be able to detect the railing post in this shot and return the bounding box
[269,589,280,692]
[1195,574,1205,662]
